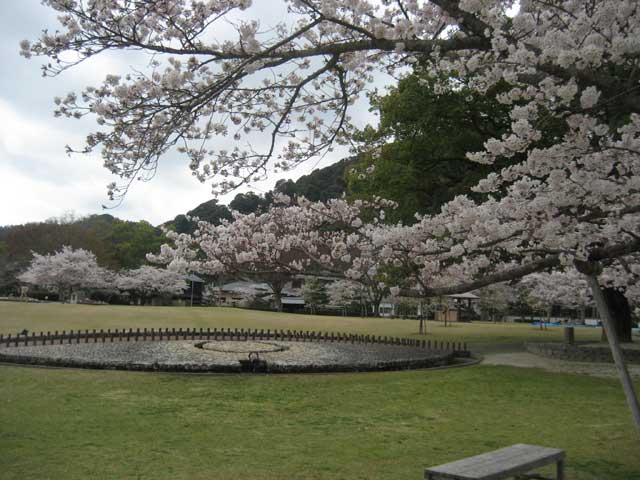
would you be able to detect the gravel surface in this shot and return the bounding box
[0,340,454,373]
[483,351,640,379]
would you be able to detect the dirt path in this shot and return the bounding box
[481,349,640,379]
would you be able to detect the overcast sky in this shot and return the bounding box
[0,2,384,227]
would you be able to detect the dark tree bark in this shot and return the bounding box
[603,288,633,343]
[272,288,283,312]
[263,276,285,312]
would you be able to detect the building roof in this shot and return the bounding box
[281,297,305,305]
[448,292,480,300]
[185,274,205,283]
[216,281,271,295]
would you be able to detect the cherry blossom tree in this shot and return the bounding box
[270,195,396,315]
[519,270,593,327]
[116,265,187,304]
[477,282,514,323]
[18,245,111,301]
[302,277,328,314]
[23,2,640,277]
[149,194,395,312]
[326,279,366,315]
[148,206,313,311]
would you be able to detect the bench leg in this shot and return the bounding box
[556,460,564,480]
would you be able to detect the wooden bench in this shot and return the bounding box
[424,444,565,480]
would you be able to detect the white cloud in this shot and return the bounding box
[0,98,212,225]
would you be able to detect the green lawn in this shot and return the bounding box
[0,302,637,479]
[0,302,602,348]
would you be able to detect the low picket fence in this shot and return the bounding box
[0,327,469,355]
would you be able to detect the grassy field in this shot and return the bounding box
[0,302,603,348]
[1,302,637,479]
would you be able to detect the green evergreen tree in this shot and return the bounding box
[348,74,512,223]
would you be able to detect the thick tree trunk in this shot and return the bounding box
[583,271,640,435]
[602,288,633,342]
[542,306,551,330]
[272,289,283,312]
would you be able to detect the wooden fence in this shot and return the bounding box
[0,328,469,355]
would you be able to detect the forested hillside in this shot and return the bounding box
[166,157,355,233]
[0,215,166,294]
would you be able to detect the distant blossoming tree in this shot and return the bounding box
[326,279,366,315]
[148,207,311,311]
[116,266,187,304]
[148,195,394,311]
[519,270,593,326]
[302,277,328,314]
[18,245,110,300]
[476,282,514,323]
